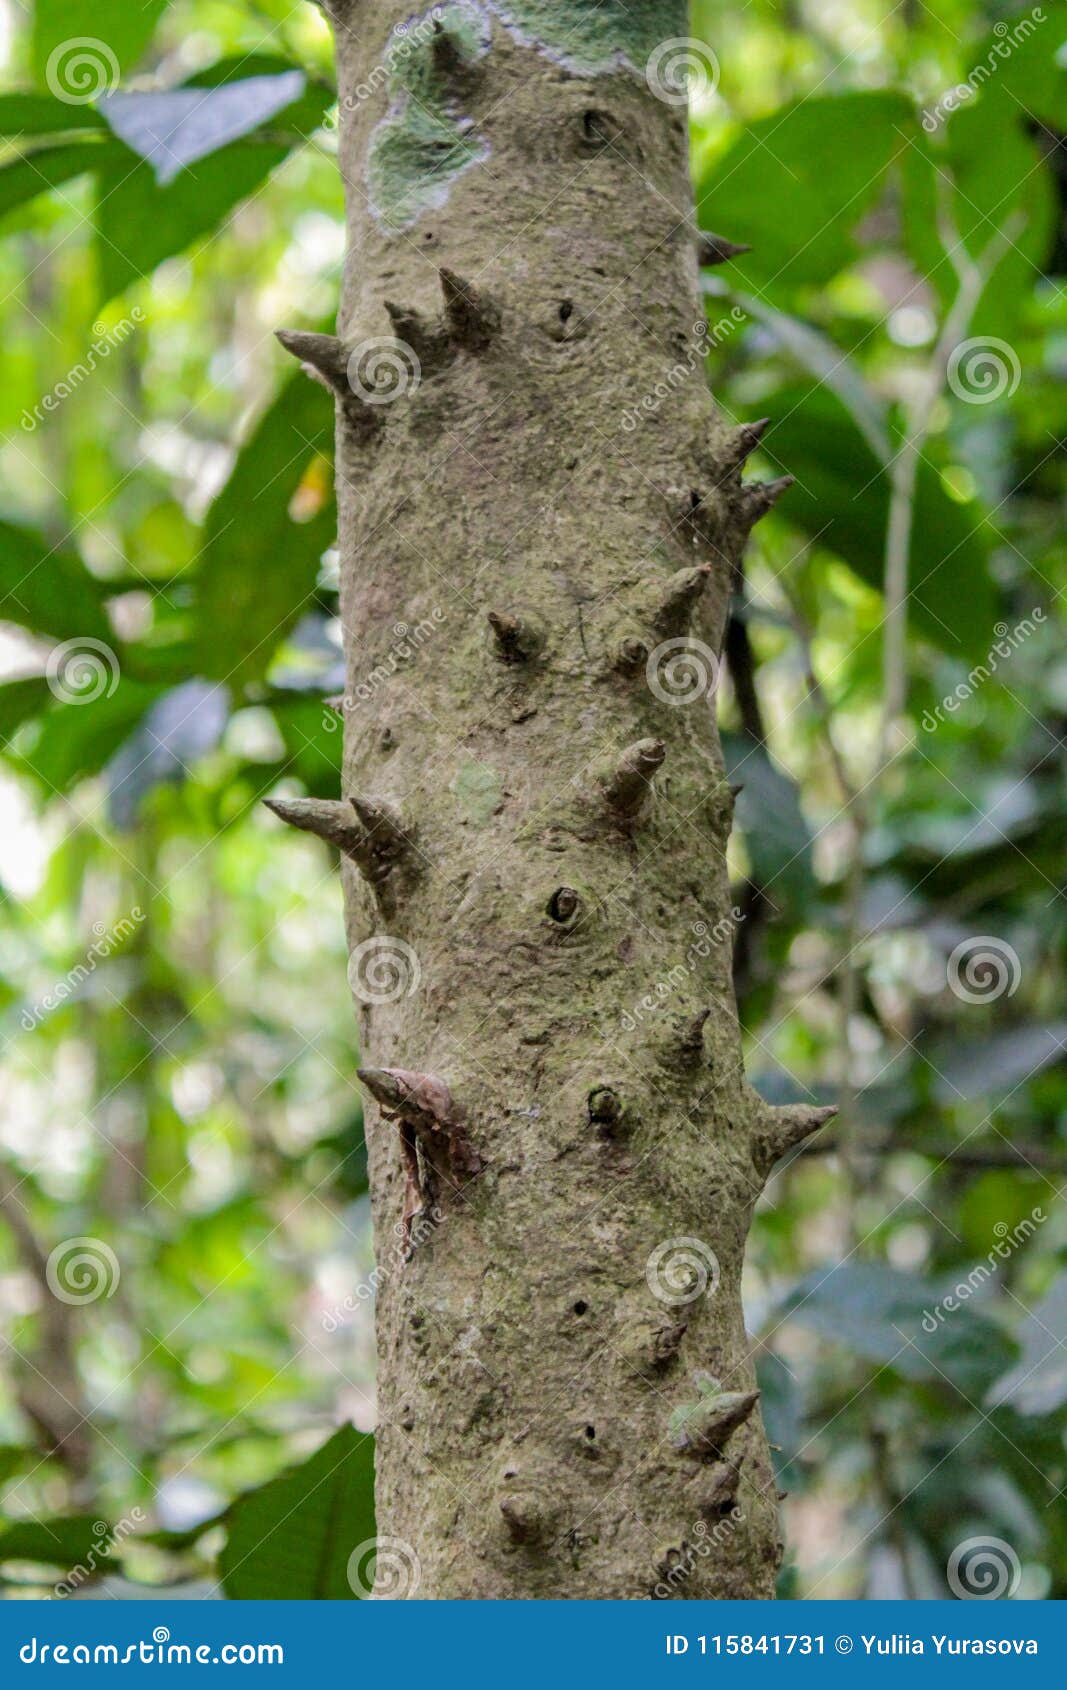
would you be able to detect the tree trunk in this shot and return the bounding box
[275,0,832,1599]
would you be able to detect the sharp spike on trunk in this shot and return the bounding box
[754,1102,838,1173]
[697,232,752,267]
[650,564,712,635]
[738,474,795,529]
[275,328,350,395]
[723,417,770,472]
[357,1066,454,1127]
[487,609,546,663]
[599,738,666,818]
[263,796,364,855]
[383,300,446,366]
[347,794,417,884]
[729,782,744,799]
[673,1389,760,1457]
[439,267,502,349]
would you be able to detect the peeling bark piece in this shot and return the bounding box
[487,608,546,663]
[439,266,502,349]
[598,737,665,819]
[697,232,752,267]
[737,474,795,530]
[649,564,712,635]
[753,1102,838,1173]
[358,1066,453,1131]
[263,796,364,856]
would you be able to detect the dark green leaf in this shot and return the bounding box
[219,1424,374,1600]
[0,139,121,223]
[0,520,112,642]
[33,1,170,82]
[0,1515,113,1568]
[0,94,104,135]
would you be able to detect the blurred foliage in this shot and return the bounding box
[0,0,1064,1601]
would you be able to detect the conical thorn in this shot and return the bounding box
[383,300,447,368]
[263,796,364,856]
[440,267,502,349]
[357,1067,453,1131]
[697,232,752,267]
[650,565,712,635]
[487,609,546,663]
[722,418,770,472]
[738,474,795,529]
[755,1102,838,1173]
[347,794,416,884]
[599,738,666,819]
[275,329,349,396]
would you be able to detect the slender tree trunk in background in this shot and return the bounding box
[274,0,831,1599]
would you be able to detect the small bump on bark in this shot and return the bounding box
[487,608,547,663]
[679,1008,711,1066]
[615,634,650,675]
[649,564,712,635]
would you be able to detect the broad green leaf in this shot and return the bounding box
[16,679,164,792]
[0,677,52,745]
[196,372,335,691]
[33,1,170,83]
[761,382,996,658]
[0,519,112,642]
[95,138,291,304]
[0,93,104,135]
[780,1261,1017,1394]
[0,138,121,223]
[721,730,815,906]
[219,1423,375,1600]
[0,1515,114,1568]
[989,1272,1067,1417]
[696,92,915,295]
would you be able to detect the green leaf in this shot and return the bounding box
[33,0,170,83]
[721,730,815,906]
[760,382,996,658]
[95,137,291,304]
[780,1261,1017,1395]
[696,92,915,295]
[196,373,335,691]
[0,93,104,135]
[989,1272,1067,1417]
[16,680,164,792]
[0,139,121,224]
[0,520,112,642]
[219,1424,375,1600]
[0,677,53,745]
[0,1515,113,1568]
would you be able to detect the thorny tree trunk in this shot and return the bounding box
[271,0,832,1599]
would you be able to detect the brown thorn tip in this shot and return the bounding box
[724,417,770,469]
[697,232,752,266]
[739,474,795,525]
